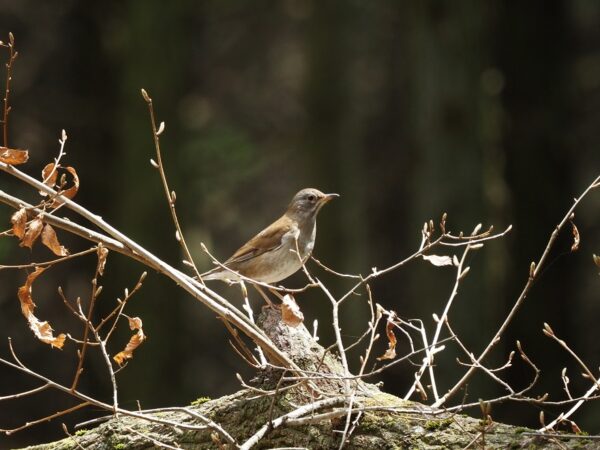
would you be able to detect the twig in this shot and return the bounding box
[123,425,182,450]
[100,272,147,340]
[0,247,97,270]
[406,234,474,401]
[336,224,512,307]
[543,323,599,387]
[41,129,68,189]
[357,285,382,377]
[70,246,105,391]
[1,401,90,435]
[523,431,600,440]
[1,32,17,147]
[0,348,211,432]
[0,168,300,372]
[434,175,600,408]
[141,89,202,282]
[239,396,346,450]
[0,383,50,400]
[310,256,361,279]
[137,406,237,446]
[338,391,356,449]
[61,423,87,450]
[539,323,600,432]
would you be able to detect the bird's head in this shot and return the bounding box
[286,188,339,221]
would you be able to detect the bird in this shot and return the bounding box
[201,188,338,284]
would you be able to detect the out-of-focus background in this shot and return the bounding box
[1,1,599,447]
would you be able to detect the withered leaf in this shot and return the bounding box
[97,244,108,276]
[377,314,398,361]
[41,163,58,194]
[10,208,27,239]
[51,166,80,206]
[422,254,456,267]
[61,166,80,200]
[17,267,66,349]
[18,267,45,317]
[0,147,29,165]
[41,224,69,256]
[20,217,44,249]
[593,254,600,269]
[281,294,304,327]
[570,221,580,252]
[113,316,146,366]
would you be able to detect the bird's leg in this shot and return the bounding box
[253,284,278,308]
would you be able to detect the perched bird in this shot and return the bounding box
[202,188,338,284]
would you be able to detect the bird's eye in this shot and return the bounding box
[307,194,316,202]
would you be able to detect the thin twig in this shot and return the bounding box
[1,32,16,147]
[0,247,97,270]
[99,271,147,339]
[70,246,105,391]
[1,401,90,435]
[0,383,50,401]
[123,425,182,450]
[61,423,87,450]
[434,175,600,408]
[0,170,300,372]
[141,89,203,282]
[0,348,211,432]
[357,285,382,377]
[239,396,346,450]
[539,324,600,432]
[405,233,473,401]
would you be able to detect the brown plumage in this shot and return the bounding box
[202,188,338,284]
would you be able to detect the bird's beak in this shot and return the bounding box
[320,193,339,204]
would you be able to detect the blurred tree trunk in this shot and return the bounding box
[109,1,195,405]
[304,1,375,342]
[493,0,575,426]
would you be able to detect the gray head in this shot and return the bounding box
[285,188,339,221]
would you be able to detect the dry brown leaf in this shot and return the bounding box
[17,267,66,349]
[113,317,146,366]
[61,166,80,200]
[593,254,600,270]
[18,267,45,317]
[377,314,397,361]
[20,217,44,249]
[0,147,29,165]
[570,220,580,252]
[97,244,108,276]
[281,294,304,327]
[51,166,80,206]
[10,208,27,239]
[41,224,69,256]
[41,163,58,195]
[422,254,456,267]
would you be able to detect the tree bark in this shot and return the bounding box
[21,308,594,450]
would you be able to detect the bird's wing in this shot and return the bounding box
[225,219,297,264]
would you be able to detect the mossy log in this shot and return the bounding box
[21,308,594,449]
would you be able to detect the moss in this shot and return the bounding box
[513,427,529,434]
[113,444,125,450]
[74,429,88,436]
[424,418,454,431]
[191,396,211,406]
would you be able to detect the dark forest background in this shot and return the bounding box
[1,1,600,448]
